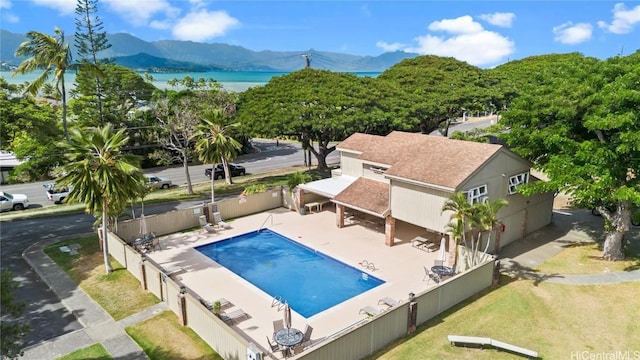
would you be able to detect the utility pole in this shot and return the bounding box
[302,53,311,68]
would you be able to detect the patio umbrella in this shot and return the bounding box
[438,236,447,262]
[284,303,292,330]
[139,213,148,235]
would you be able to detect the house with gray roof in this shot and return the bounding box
[298,131,554,260]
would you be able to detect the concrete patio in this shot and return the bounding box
[146,206,447,355]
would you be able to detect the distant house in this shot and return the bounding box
[298,131,554,253]
[0,151,24,184]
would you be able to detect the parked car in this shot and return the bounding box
[205,164,246,180]
[145,174,173,189]
[0,191,29,211]
[43,183,72,204]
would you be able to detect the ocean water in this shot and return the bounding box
[1,70,380,93]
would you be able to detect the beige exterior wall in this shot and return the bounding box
[459,151,531,200]
[390,180,452,232]
[340,152,363,177]
[362,164,390,183]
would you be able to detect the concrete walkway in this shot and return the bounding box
[19,208,640,359]
[21,238,168,360]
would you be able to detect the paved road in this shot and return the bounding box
[0,139,339,210]
[0,200,208,348]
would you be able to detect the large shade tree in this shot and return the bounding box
[12,28,73,141]
[57,125,143,273]
[237,68,389,170]
[377,55,497,136]
[500,51,640,260]
[0,78,64,181]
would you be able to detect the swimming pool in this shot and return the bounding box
[195,229,384,317]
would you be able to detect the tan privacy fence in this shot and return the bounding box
[110,188,495,360]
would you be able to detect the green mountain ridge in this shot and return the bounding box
[0,29,416,72]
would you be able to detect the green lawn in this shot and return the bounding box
[126,311,222,360]
[44,236,160,321]
[54,344,111,360]
[367,277,640,359]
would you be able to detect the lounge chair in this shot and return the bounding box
[359,306,382,316]
[220,308,249,325]
[199,215,216,233]
[378,297,399,307]
[213,212,231,229]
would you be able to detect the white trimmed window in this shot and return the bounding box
[466,185,488,204]
[508,172,529,194]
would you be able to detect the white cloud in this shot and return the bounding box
[0,0,12,9]
[30,0,76,15]
[172,10,239,42]
[407,31,514,66]
[553,22,593,45]
[428,15,483,34]
[150,20,172,30]
[103,0,177,27]
[597,3,640,34]
[479,12,515,28]
[376,41,407,52]
[389,15,514,66]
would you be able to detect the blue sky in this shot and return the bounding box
[1,0,639,67]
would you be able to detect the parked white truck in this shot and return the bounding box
[44,183,71,204]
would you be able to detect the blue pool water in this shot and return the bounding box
[195,229,384,317]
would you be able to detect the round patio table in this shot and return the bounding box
[274,328,303,347]
[431,265,455,277]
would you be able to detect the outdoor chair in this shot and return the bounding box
[292,344,305,355]
[199,215,216,233]
[266,336,280,353]
[220,308,249,325]
[302,324,313,344]
[378,297,399,307]
[213,212,231,229]
[424,266,440,284]
[273,319,284,334]
[150,236,161,251]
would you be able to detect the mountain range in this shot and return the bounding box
[0,29,416,72]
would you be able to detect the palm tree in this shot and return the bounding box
[57,125,142,274]
[441,192,475,269]
[475,198,508,261]
[194,110,242,203]
[12,28,73,141]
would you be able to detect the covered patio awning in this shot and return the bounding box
[298,175,358,199]
[333,177,390,218]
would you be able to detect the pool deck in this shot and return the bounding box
[147,207,442,355]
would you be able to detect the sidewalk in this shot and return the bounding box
[21,238,168,360]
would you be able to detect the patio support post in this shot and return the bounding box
[296,188,305,214]
[336,204,345,228]
[384,216,396,246]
